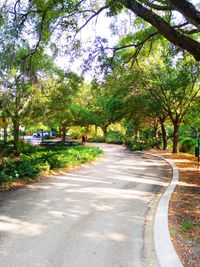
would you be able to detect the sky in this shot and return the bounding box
[54,9,135,80]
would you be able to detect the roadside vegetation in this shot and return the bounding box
[0,142,102,190]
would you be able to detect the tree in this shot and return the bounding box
[147,59,200,153]
[117,0,200,60]
[89,75,131,139]
[142,95,169,150]
[7,0,200,62]
[67,73,129,140]
[44,73,83,143]
[0,3,58,154]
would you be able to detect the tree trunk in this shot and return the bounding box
[95,125,98,135]
[61,124,67,144]
[59,126,62,136]
[102,125,108,141]
[153,125,159,139]
[160,121,167,150]
[3,124,8,144]
[172,119,180,153]
[13,116,20,156]
[135,128,140,141]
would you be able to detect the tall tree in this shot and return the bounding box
[0,6,56,154]
[44,73,83,143]
[148,59,200,153]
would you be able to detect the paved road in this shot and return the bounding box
[0,144,171,267]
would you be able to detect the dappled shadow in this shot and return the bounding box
[0,144,171,266]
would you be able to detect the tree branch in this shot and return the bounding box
[120,0,200,61]
[141,0,173,11]
[77,5,109,33]
[168,0,200,31]
[104,31,158,66]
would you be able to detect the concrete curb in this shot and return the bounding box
[143,152,183,267]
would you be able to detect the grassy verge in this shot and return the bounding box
[0,144,103,191]
[149,149,200,267]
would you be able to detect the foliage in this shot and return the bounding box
[106,130,124,144]
[0,144,103,188]
[87,136,105,143]
[0,0,200,159]
[179,138,197,153]
[125,138,162,151]
[182,219,193,234]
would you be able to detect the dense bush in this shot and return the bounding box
[126,138,162,151]
[0,145,102,188]
[87,131,124,144]
[106,131,124,144]
[40,140,82,146]
[180,137,197,153]
[0,140,15,155]
[87,136,105,143]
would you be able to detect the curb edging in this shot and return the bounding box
[146,153,183,267]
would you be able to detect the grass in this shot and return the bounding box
[0,143,103,190]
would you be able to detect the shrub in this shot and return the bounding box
[0,145,103,188]
[87,136,105,143]
[106,131,124,144]
[0,158,15,189]
[0,141,14,155]
[19,143,40,154]
[87,131,124,144]
[180,137,197,153]
[40,140,82,147]
[182,219,193,234]
[125,138,162,151]
[16,156,42,180]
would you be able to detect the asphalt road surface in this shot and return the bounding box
[0,144,171,267]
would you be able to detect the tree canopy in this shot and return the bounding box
[0,0,199,154]
[2,0,199,62]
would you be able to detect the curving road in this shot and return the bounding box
[0,144,171,267]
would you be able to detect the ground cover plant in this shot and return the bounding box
[0,143,103,190]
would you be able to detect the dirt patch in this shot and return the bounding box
[149,149,200,267]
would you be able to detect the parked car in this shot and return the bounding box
[39,131,49,136]
[32,132,40,138]
[23,136,33,142]
[32,130,60,138]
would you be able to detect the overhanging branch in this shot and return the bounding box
[120,0,200,60]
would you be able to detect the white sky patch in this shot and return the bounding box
[54,9,135,80]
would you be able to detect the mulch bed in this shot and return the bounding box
[150,149,200,267]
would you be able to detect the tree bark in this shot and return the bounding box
[13,116,20,156]
[94,125,98,135]
[135,128,140,141]
[160,120,167,150]
[61,123,67,144]
[3,125,8,144]
[169,0,200,31]
[172,118,180,153]
[152,119,159,139]
[102,125,108,141]
[120,0,200,61]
